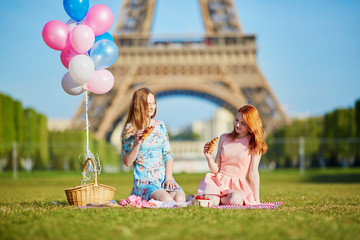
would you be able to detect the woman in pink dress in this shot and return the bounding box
[196,105,268,206]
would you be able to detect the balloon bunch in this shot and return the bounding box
[42,0,118,96]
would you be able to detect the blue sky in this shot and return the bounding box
[0,0,359,130]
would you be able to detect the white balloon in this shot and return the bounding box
[68,55,95,85]
[66,19,83,31]
[61,72,85,95]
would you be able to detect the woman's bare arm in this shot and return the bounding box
[248,153,261,203]
[204,135,223,173]
[123,130,143,167]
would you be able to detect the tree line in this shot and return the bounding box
[263,99,360,168]
[0,93,119,171]
[1,92,360,170]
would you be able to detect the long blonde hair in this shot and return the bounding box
[123,88,157,135]
[229,105,267,155]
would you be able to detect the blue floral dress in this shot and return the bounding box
[122,120,183,200]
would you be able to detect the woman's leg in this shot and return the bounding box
[204,194,220,206]
[220,192,244,205]
[169,190,186,202]
[149,189,174,202]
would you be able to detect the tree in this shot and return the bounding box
[2,95,16,169]
[355,99,360,137]
[13,101,24,169]
[33,114,49,169]
[173,128,200,141]
[0,94,5,157]
[354,99,360,166]
[266,116,323,168]
[23,108,38,165]
[323,108,355,166]
[2,95,16,147]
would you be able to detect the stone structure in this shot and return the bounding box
[71,0,287,143]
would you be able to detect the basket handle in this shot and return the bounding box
[82,158,98,186]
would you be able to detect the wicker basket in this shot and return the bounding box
[65,158,116,206]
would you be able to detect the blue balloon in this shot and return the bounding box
[63,0,89,22]
[95,32,114,43]
[90,40,119,70]
[88,32,114,55]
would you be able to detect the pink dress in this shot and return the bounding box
[197,134,257,205]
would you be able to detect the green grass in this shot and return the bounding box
[1,168,359,240]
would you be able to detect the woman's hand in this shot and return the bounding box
[203,140,220,174]
[203,142,214,159]
[135,154,145,166]
[134,129,144,145]
[162,178,177,190]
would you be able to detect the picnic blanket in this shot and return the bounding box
[75,200,282,209]
[212,201,283,209]
[148,200,282,209]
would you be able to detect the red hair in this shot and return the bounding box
[124,88,157,135]
[229,105,267,155]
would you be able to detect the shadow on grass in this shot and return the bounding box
[304,173,360,183]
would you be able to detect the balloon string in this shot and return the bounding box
[81,90,101,185]
[85,90,90,156]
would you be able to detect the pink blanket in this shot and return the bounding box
[75,201,283,209]
[212,201,283,209]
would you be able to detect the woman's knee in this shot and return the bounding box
[228,192,244,205]
[150,190,173,202]
[174,191,186,202]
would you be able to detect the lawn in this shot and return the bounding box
[0,168,359,240]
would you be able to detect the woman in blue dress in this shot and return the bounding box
[121,88,186,202]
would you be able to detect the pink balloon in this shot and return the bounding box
[84,5,113,36]
[42,20,70,51]
[87,69,114,94]
[70,25,95,53]
[60,47,78,69]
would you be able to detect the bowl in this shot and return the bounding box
[192,199,213,207]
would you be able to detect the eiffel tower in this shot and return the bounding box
[71,0,287,141]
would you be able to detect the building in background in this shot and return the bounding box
[192,107,234,140]
[47,118,71,131]
[71,0,287,142]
